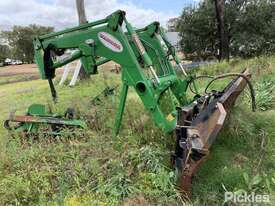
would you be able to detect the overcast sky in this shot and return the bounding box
[0,0,198,31]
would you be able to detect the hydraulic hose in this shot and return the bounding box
[188,73,256,112]
[204,73,256,112]
[188,75,214,95]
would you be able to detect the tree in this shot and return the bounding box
[177,1,218,60]
[214,0,229,61]
[178,0,275,59]
[229,0,275,57]
[0,44,10,63]
[3,25,53,63]
[76,0,90,80]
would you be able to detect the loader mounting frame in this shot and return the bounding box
[4,104,86,136]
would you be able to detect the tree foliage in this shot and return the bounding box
[178,0,275,58]
[178,1,218,59]
[3,25,53,63]
[0,44,10,63]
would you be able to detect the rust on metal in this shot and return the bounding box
[220,69,251,110]
[179,157,207,196]
[9,115,39,123]
[177,69,251,195]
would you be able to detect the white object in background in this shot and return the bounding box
[59,63,71,86]
[69,60,82,86]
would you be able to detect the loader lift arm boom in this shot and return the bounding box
[33,10,190,134]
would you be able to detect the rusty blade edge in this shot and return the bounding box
[179,69,251,195]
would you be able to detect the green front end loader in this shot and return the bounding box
[32,10,255,194]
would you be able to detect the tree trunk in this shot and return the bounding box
[214,0,229,61]
[76,0,90,79]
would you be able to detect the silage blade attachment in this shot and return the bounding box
[174,69,251,195]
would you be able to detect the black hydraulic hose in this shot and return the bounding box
[204,73,256,112]
[194,75,215,79]
[188,75,214,95]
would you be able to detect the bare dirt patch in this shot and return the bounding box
[0,64,40,85]
[0,64,65,85]
[0,64,39,77]
[0,61,119,86]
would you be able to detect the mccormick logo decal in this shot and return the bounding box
[98,32,123,53]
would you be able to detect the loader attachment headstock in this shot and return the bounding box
[174,69,252,195]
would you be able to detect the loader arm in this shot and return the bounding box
[33,10,190,134]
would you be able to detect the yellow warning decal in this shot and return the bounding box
[166,114,175,122]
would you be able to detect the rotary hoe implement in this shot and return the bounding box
[31,10,256,194]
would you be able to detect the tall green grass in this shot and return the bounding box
[0,56,274,205]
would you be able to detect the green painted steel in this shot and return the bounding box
[6,104,87,134]
[33,10,194,134]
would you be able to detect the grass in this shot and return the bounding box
[0,56,274,205]
[0,74,38,86]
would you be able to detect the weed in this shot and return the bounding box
[253,80,275,111]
